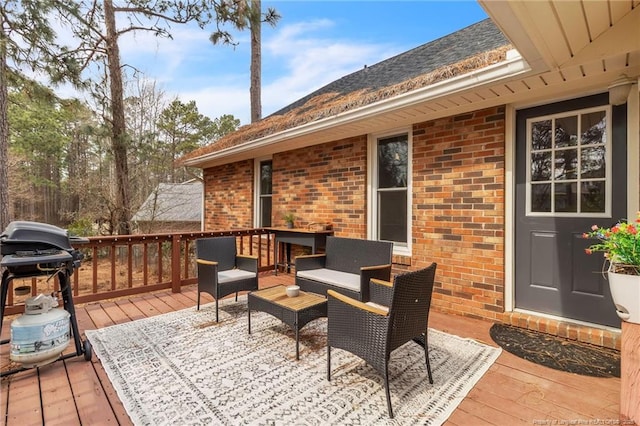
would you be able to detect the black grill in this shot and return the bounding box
[0,221,88,276]
[1,221,93,375]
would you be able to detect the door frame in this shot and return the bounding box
[504,86,639,322]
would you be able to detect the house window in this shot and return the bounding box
[526,106,611,216]
[369,132,411,254]
[255,159,272,226]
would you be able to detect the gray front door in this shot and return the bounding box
[515,93,627,327]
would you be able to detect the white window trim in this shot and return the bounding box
[525,105,612,218]
[367,128,412,256]
[253,156,273,228]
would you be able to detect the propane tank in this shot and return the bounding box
[10,294,70,368]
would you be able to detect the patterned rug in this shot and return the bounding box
[86,298,501,425]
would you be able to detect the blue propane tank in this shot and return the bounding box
[10,294,70,368]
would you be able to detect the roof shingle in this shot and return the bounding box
[180,18,510,164]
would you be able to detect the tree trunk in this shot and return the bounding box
[104,0,131,235]
[0,16,10,232]
[249,0,261,123]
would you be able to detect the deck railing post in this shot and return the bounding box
[171,234,182,293]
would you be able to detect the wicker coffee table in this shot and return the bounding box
[247,285,327,360]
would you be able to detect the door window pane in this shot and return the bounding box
[531,120,552,150]
[581,181,606,213]
[581,111,606,145]
[531,184,551,212]
[554,149,578,180]
[527,107,608,215]
[554,182,577,212]
[580,147,605,178]
[531,152,552,181]
[555,116,578,147]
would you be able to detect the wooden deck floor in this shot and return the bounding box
[1,273,624,425]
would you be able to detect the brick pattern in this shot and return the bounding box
[202,161,254,230]
[271,136,368,237]
[201,105,620,350]
[411,106,506,322]
[504,311,621,350]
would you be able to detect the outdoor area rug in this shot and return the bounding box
[86,297,502,425]
[489,323,620,378]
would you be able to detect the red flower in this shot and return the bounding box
[585,248,592,255]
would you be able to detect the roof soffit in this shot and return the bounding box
[480,0,639,70]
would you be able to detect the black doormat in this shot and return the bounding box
[489,323,620,378]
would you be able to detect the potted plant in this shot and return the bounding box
[584,212,640,323]
[283,212,296,229]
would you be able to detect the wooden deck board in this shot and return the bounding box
[0,275,624,425]
[65,358,118,425]
[39,363,79,425]
[4,369,42,425]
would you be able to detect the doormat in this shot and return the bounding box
[489,323,620,378]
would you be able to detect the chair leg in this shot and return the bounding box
[326,345,331,381]
[424,334,434,384]
[197,291,201,310]
[384,365,394,419]
[215,298,219,322]
[235,291,238,302]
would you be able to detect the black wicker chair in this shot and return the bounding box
[326,263,437,419]
[196,236,258,322]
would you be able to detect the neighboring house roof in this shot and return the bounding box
[180,19,511,165]
[132,182,202,223]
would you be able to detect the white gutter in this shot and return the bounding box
[184,52,531,168]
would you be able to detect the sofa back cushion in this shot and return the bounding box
[324,237,393,274]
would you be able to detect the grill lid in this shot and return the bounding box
[0,221,88,256]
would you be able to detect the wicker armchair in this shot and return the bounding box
[326,263,437,418]
[196,236,258,322]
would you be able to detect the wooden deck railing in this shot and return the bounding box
[2,228,276,316]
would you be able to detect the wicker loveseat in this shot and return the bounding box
[294,236,393,301]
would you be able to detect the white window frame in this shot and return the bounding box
[525,105,612,218]
[253,156,273,227]
[367,128,412,256]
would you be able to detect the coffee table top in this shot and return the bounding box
[249,285,326,311]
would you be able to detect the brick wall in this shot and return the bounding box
[202,160,254,230]
[272,136,368,238]
[411,106,506,321]
[199,105,623,349]
[202,108,507,322]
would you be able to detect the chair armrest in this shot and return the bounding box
[196,258,218,266]
[359,264,392,301]
[236,255,258,273]
[369,278,393,306]
[237,254,258,260]
[370,278,393,287]
[327,290,388,317]
[295,254,327,272]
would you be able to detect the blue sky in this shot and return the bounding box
[117,1,488,125]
